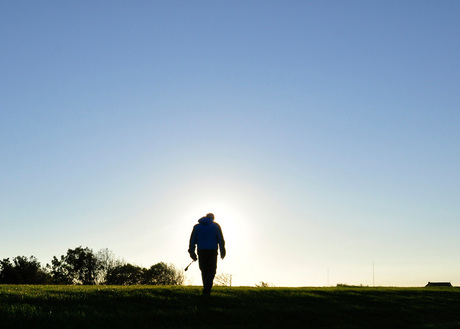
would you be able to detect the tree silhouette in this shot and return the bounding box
[0,256,50,284]
[95,248,122,285]
[2,246,185,286]
[106,263,143,285]
[142,262,184,285]
[49,246,99,285]
[214,273,232,286]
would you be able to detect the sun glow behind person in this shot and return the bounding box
[181,199,256,286]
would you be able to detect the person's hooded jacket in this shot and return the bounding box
[188,216,226,259]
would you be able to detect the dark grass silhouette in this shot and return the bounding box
[1,285,459,329]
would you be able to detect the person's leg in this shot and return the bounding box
[198,249,218,294]
[205,250,217,293]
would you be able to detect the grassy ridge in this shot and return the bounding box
[0,285,459,328]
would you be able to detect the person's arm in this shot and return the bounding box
[188,226,198,260]
[216,223,226,259]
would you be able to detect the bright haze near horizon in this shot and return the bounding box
[1,1,459,287]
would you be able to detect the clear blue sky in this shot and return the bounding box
[1,1,459,287]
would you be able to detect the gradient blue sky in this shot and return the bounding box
[1,1,459,287]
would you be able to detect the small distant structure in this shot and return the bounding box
[425,282,452,287]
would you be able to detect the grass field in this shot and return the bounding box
[0,285,459,329]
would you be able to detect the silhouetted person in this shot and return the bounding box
[188,213,226,295]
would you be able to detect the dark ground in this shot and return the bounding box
[0,285,459,329]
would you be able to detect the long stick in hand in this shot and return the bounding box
[184,260,195,271]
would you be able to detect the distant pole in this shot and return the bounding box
[327,267,329,286]
[373,262,375,287]
[230,274,232,287]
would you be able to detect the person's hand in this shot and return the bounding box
[221,250,226,260]
[189,252,197,261]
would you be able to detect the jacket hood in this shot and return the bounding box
[198,216,214,225]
